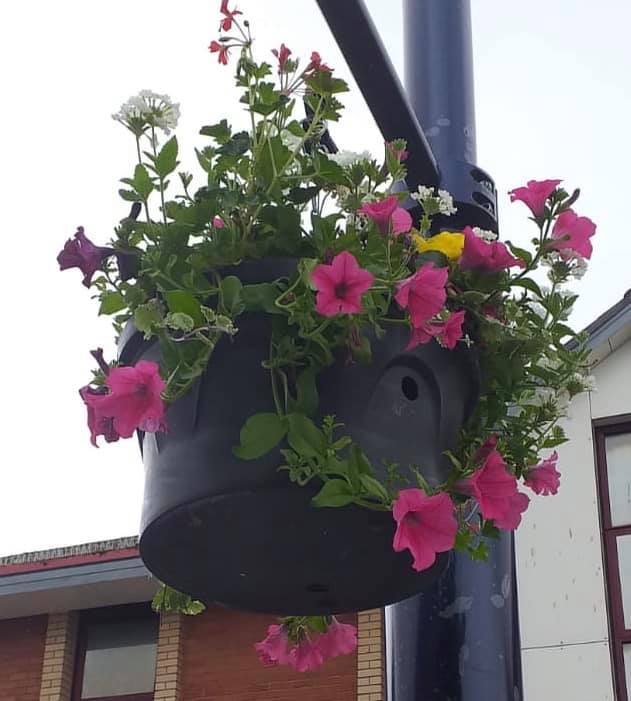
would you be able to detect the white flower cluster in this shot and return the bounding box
[572,372,597,392]
[112,90,180,135]
[544,250,588,281]
[471,226,498,242]
[329,150,373,167]
[410,185,457,216]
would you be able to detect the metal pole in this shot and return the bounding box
[385,2,523,700]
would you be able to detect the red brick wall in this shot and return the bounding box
[0,615,47,701]
[181,607,357,701]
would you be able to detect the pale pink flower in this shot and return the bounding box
[509,179,562,217]
[392,489,457,571]
[524,451,560,496]
[311,251,374,317]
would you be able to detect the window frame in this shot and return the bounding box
[71,602,158,701]
[594,416,631,701]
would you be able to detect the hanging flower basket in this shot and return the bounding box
[58,0,597,672]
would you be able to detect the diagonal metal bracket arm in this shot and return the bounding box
[315,0,440,188]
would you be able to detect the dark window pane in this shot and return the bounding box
[606,433,631,527]
[81,618,158,698]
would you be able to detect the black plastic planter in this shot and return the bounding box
[119,259,479,615]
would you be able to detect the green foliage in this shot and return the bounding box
[151,584,205,615]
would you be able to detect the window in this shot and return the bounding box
[72,603,159,701]
[595,419,631,700]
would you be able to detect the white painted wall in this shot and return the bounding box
[517,339,631,701]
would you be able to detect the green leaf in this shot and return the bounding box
[233,413,287,460]
[119,188,140,202]
[154,136,179,178]
[220,275,244,315]
[286,413,325,458]
[359,474,389,502]
[152,584,205,615]
[99,291,126,315]
[133,164,154,200]
[165,312,195,332]
[312,479,355,508]
[305,72,350,95]
[134,300,163,339]
[506,242,532,266]
[242,282,283,314]
[292,366,319,416]
[200,120,231,144]
[513,277,543,297]
[314,153,349,186]
[288,186,320,204]
[165,290,205,326]
[217,131,250,157]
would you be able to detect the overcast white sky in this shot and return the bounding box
[1,0,629,557]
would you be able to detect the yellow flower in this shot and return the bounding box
[413,231,465,261]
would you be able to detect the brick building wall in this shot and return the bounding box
[181,607,358,701]
[0,615,48,701]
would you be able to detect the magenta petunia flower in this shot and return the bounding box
[465,449,519,522]
[509,179,562,217]
[391,207,413,236]
[549,210,596,260]
[212,216,225,229]
[57,226,114,287]
[311,251,374,317]
[405,321,441,350]
[524,451,560,496]
[317,621,358,658]
[359,195,411,236]
[493,491,530,530]
[395,263,448,328]
[439,310,466,349]
[392,488,457,571]
[290,640,325,672]
[79,386,120,447]
[254,624,293,667]
[82,361,167,441]
[460,227,524,273]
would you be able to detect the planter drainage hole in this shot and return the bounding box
[401,375,419,401]
[306,583,329,593]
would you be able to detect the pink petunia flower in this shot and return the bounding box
[493,491,530,530]
[392,489,458,571]
[212,216,225,229]
[57,226,114,287]
[219,0,242,31]
[549,210,596,260]
[524,451,561,496]
[311,251,374,317]
[79,386,120,447]
[254,624,293,667]
[290,640,325,672]
[439,310,466,349]
[464,449,519,523]
[460,227,524,273]
[317,621,358,658]
[358,195,412,236]
[272,44,292,71]
[395,263,448,328]
[405,321,441,350]
[509,179,562,217]
[473,435,498,464]
[83,361,167,441]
